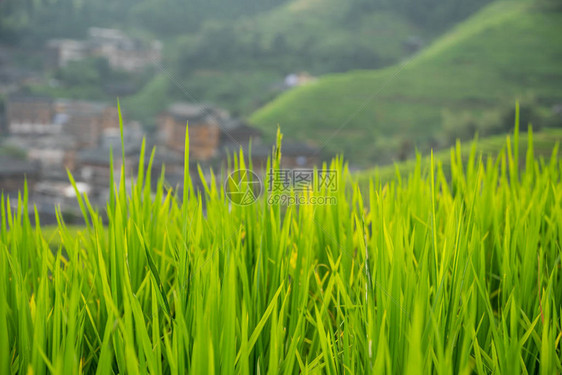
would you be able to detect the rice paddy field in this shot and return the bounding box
[1,119,561,374]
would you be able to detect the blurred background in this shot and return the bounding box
[0,0,561,221]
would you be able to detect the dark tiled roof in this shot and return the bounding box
[0,158,39,176]
[7,95,53,104]
[166,103,213,123]
[220,120,262,136]
[78,145,140,165]
[220,118,245,131]
[145,148,183,166]
[56,99,111,116]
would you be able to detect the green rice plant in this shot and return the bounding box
[0,105,561,374]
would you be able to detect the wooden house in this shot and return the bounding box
[5,96,59,135]
[157,103,222,162]
[55,99,119,149]
[0,157,39,195]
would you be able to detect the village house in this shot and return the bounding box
[4,95,126,191]
[2,94,322,210]
[278,141,320,169]
[219,118,263,148]
[4,96,142,201]
[0,47,42,97]
[46,39,89,69]
[158,102,320,173]
[75,142,191,204]
[157,103,223,162]
[100,122,144,150]
[157,102,268,165]
[5,96,120,150]
[4,134,77,172]
[0,157,39,195]
[76,123,144,187]
[54,99,119,149]
[5,96,61,135]
[284,72,316,89]
[88,28,162,72]
[76,143,140,203]
[46,28,162,73]
[34,180,90,207]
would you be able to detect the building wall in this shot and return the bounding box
[48,30,162,72]
[63,150,77,171]
[0,174,37,193]
[26,148,76,171]
[64,116,100,148]
[59,43,87,67]
[89,35,161,73]
[46,40,88,68]
[6,100,58,135]
[28,149,65,167]
[103,48,161,73]
[80,158,137,188]
[63,106,118,148]
[159,115,220,161]
[101,107,119,131]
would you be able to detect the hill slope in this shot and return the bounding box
[250,1,562,166]
[356,127,562,185]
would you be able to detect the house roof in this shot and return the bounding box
[78,145,139,166]
[168,103,208,119]
[5,134,77,150]
[7,95,53,105]
[144,148,183,166]
[164,102,223,124]
[46,39,88,50]
[220,119,262,135]
[88,27,128,41]
[55,99,112,117]
[0,157,39,176]
[220,118,244,131]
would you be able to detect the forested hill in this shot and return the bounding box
[0,0,286,43]
[250,0,562,166]
[2,0,492,72]
[1,0,495,120]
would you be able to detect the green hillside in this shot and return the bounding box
[356,126,562,185]
[130,0,430,118]
[250,1,562,166]
[5,0,494,118]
